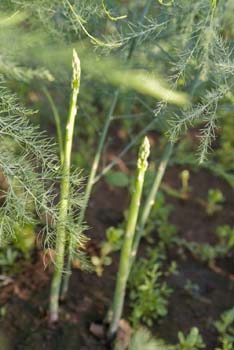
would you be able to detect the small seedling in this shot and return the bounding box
[0,247,18,269]
[177,327,205,350]
[129,248,172,327]
[180,169,191,199]
[216,225,234,251]
[91,227,124,276]
[206,188,225,216]
[129,327,172,350]
[184,279,201,297]
[215,308,234,350]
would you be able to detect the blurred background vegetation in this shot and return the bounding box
[0,0,233,262]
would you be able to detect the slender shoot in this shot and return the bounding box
[108,137,150,338]
[49,49,80,322]
[130,142,173,267]
[60,89,119,298]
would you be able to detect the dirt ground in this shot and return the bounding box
[0,165,234,350]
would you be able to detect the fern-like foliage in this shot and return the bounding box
[0,0,233,188]
[0,84,58,246]
[0,10,88,269]
[0,82,88,269]
[166,0,234,162]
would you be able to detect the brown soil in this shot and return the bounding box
[0,166,233,350]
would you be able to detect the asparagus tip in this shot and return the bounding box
[138,136,150,170]
[72,48,81,91]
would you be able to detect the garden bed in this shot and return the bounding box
[1,166,233,350]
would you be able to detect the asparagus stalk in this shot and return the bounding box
[108,137,150,338]
[60,90,119,298]
[130,142,173,268]
[49,49,80,322]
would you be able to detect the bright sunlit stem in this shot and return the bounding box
[158,0,174,6]
[108,137,150,339]
[102,0,127,21]
[66,0,121,48]
[49,49,80,322]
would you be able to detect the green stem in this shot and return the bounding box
[49,50,80,322]
[43,87,64,164]
[108,137,150,338]
[60,90,119,298]
[130,142,173,268]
